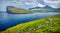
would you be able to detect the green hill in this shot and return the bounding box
[1,14,60,33]
[7,6,33,14]
[29,6,60,12]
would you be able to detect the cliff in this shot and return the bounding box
[7,6,33,14]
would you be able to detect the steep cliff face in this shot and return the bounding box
[7,6,33,14]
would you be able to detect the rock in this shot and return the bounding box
[50,26,55,28]
[28,28,32,31]
[17,30,21,33]
[25,32,29,33]
[37,24,43,29]
[48,18,53,22]
[45,21,50,24]
[33,28,36,30]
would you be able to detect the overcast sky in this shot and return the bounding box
[0,0,60,11]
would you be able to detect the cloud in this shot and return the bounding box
[0,0,24,11]
[1,0,60,11]
[37,0,45,5]
[37,3,45,7]
[25,2,45,7]
[0,0,45,11]
[24,0,45,7]
[25,2,31,5]
[44,0,60,8]
[25,2,36,5]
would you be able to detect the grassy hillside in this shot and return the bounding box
[1,14,60,33]
[29,6,60,12]
[30,9,57,13]
[7,6,33,14]
[31,9,55,13]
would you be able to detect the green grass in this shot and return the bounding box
[30,8,58,12]
[1,14,60,33]
[7,6,33,14]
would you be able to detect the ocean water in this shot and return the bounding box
[0,12,59,31]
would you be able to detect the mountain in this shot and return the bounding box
[29,6,54,10]
[44,6,52,8]
[29,6,60,12]
[29,7,41,10]
[7,6,33,14]
[55,8,60,12]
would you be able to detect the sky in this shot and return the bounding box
[0,0,60,11]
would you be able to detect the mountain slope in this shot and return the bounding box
[1,14,60,33]
[29,6,60,12]
[55,8,60,12]
[7,6,33,14]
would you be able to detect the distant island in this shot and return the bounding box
[29,6,60,12]
[7,6,33,14]
[6,6,60,14]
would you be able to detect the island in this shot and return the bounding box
[29,6,60,12]
[7,6,33,14]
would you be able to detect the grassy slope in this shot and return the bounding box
[1,14,60,33]
[7,6,33,14]
[30,8,58,12]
